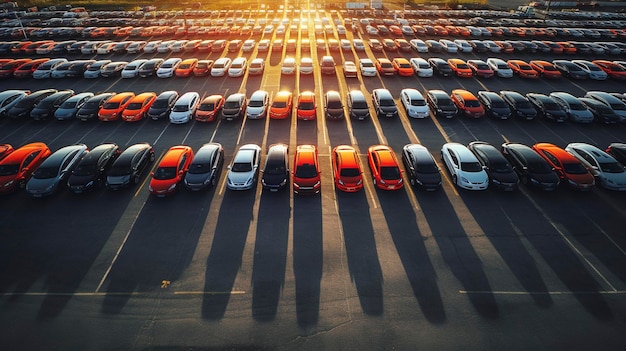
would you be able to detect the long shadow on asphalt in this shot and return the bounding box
[251,188,291,321]
[378,188,447,323]
[200,189,256,320]
[101,188,216,314]
[293,194,323,328]
[336,190,383,315]
[419,188,500,319]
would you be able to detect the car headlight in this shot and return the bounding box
[3,180,14,187]
[530,178,540,184]
[245,177,253,185]
[461,177,469,184]
[415,179,422,185]
[338,179,344,185]
[314,181,321,187]
[168,184,177,191]
[86,180,93,187]
[356,179,362,185]
[149,185,153,191]
[568,179,577,186]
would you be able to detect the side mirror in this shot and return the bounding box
[150,172,154,176]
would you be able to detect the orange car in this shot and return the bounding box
[0,58,32,78]
[296,91,316,120]
[532,143,595,191]
[0,142,51,194]
[507,60,539,79]
[332,145,363,193]
[376,58,395,76]
[192,59,213,77]
[13,58,49,78]
[448,58,473,78]
[293,144,321,195]
[557,41,577,54]
[269,91,293,119]
[98,92,135,121]
[529,60,561,78]
[149,145,194,196]
[392,57,413,77]
[592,60,626,80]
[368,145,403,191]
[451,89,485,118]
[494,40,514,53]
[0,144,14,160]
[121,92,157,122]
[174,58,198,77]
[543,41,564,54]
[195,95,224,122]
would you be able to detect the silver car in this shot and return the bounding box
[227,144,261,190]
[54,92,94,120]
[26,144,89,197]
[549,92,594,123]
[565,143,626,191]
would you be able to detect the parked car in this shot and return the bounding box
[30,90,74,121]
[227,144,261,191]
[100,61,128,78]
[372,88,397,118]
[401,144,441,190]
[441,142,489,190]
[0,90,29,118]
[83,59,111,79]
[499,90,537,120]
[409,57,433,77]
[428,57,453,77]
[0,142,51,194]
[400,89,429,119]
[149,145,194,196]
[584,91,626,122]
[26,144,89,197]
[532,142,595,190]
[170,92,200,124]
[54,92,94,120]
[195,95,224,122]
[553,60,588,80]
[32,58,67,79]
[501,142,560,191]
[332,145,363,193]
[448,58,473,78]
[67,143,120,193]
[507,59,539,79]
[221,93,247,121]
[359,58,377,77]
[451,89,485,118]
[156,57,182,78]
[269,91,292,120]
[526,93,568,122]
[571,60,608,80]
[138,58,164,78]
[106,143,155,190]
[7,89,57,120]
[324,90,345,120]
[427,89,457,118]
[76,92,115,121]
[477,91,511,120]
[578,98,621,124]
[296,91,317,121]
[549,92,594,123]
[98,92,135,121]
[468,141,519,191]
[146,91,178,121]
[261,143,290,192]
[210,57,232,77]
[368,145,403,191]
[347,90,370,121]
[121,58,148,78]
[529,60,561,78]
[566,143,626,191]
[467,59,494,78]
[606,143,626,166]
[486,58,513,78]
[293,144,321,194]
[228,57,247,77]
[183,143,224,191]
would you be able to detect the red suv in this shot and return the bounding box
[292,145,321,194]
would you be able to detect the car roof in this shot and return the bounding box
[444,142,476,160]
[370,145,397,166]
[159,146,191,167]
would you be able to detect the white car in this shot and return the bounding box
[248,58,265,75]
[571,60,608,80]
[410,39,429,53]
[359,58,377,77]
[142,40,162,54]
[366,25,379,35]
[242,39,256,52]
[486,58,513,78]
[482,40,501,53]
[246,90,269,119]
[228,57,247,77]
[409,58,433,77]
[441,142,489,191]
[300,57,314,75]
[566,143,626,191]
[156,40,176,53]
[121,59,148,78]
[227,144,262,191]
[169,92,200,124]
[263,25,274,34]
[211,57,232,77]
[439,39,458,53]
[400,89,430,118]
[257,39,270,52]
[156,57,182,78]
[281,57,297,75]
[353,39,365,51]
[453,39,473,53]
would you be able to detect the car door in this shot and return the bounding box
[445,148,459,176]
[540,150,562,177]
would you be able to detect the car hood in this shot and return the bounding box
[150,177,178,191]
[490,170,518,184]
[68,174,97,186]
[26,177,59,193]
[460,170,488,183]
[107,174,131,185]
[185,172,211,185]
[262,172,288,186]
[416,171,442,185]
[228,170,254,184]
[533,171,560,184]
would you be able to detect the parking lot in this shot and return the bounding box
[2,7,626,351]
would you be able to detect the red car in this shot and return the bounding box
[368,145,403,191]
[0,58,32,78]
[13,58,50,78]
[448,58,473,78]
[149,145,194,196]
[0,142,51,194]
[467,59,494,78]
[332,145,363,193]
[451,89,485,118]
[532,143,595,191]
[296,91,317,121]
[507,60,539,79]
[98,92,135,121]
[293,145,321,195]
[376,58,396,76]
[592,60,626,80]
[195,95,225,122]
[192,59,213,77]
[529,60,561,79]
[121,92,157,122]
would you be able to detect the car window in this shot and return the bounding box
[179,154,187,171]
[541,150,560,166]
[447,150,458,166]
[22,150,41,169]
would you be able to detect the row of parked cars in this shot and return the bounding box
[2,139,626,198]
[2,87,625,125]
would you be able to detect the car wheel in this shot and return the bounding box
[133,173,140,185]
[410,178,415,186]
[521,176,528,185]
[149,152,155,162]
[452,174,458,186]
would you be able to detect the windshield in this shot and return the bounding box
[272,101,286,108]
[199,103,216,111]
[188,162,211,174]
[415,162,438,174]
[380,99,395,107]
[295,164,318,178]
[411,99,426,107]
[37,99,56,109]
[465,100,481,108]
[153,166,177,180]
[151,99,170,109]
[570,103,586,111]
[491,162,512,173]
[73,164,97,176]
[461,162,483,172]
[0,164,19,176]
[600,162,625,173]
[102,101,120,109]
[563,163,588,174]
[299,102,314,110]
[249,100,264,108]
[380,166,401,180]
[224,101,240,109]
[125,102,142,110]
[60,100,77,109]
[544,102,560,110]
[107,165,129,176]
[172,104,189,112]
[265,164,286,175]
[340,168,360,177]
[528,161,552,173]
[231,162,252,172]
[33,166,58,179]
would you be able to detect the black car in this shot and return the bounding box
[7,89,58,120]
[324,90,345,120]
[76,92,116,121]
[261,143,290,192]
[25,144,89,197]
[501,142,560,191]
[499,90,537,120]
[100,61,128,78]
[477,91,511,120]
[183,143,224,191]
[221,93,247,120]
[526,93,568,122]
[578,98,620,125]
[30,90,74,121]
[427,89,457,118]
[138,58,164,78]
[105,143,155,190]
[65,60,95,78]
[401,144,442,190]
[553,60,589,80]
[67,143,120,193]
[606,143,626,165]
[469,40,488,52]
[147,90,179,120]
[428,58,453,77]
[468,141,519,191]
